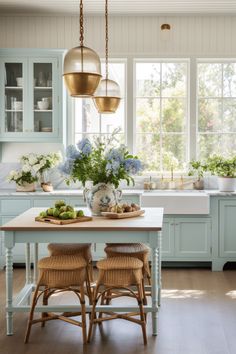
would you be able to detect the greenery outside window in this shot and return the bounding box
[197,61,236,159]
[135,60,189,173]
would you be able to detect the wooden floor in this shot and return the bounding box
[0,268,236,354]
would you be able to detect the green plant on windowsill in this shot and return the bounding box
[206,155,236,177]
[188,160,207,190]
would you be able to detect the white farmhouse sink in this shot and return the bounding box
[141,191,209,214]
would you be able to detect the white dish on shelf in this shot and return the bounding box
[13,101,23,110]
[41,127,52,132]
[37,101,49,110]
[16,77,23,87]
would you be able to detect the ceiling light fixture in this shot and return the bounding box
[63,0,102,97]
[93,0,121,114]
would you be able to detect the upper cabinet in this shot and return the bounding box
[0,49,65,143]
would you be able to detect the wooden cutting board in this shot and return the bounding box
[35,215,93,225]
[101,209,145,219]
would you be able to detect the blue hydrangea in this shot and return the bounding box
[106,160,122,177]
[106,148,124,163]
[124,158,142,174]
[66,145,82,160]
[77,138,92,156]
[58,158,75,175]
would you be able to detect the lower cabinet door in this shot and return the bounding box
[162,218,175,259]
[175,218,211,258]
[219,200,236,257]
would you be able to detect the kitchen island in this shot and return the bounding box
[1,207,163,337]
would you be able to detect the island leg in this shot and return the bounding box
[25,243,31,284]
[150,231,159,336]
[33,243,39,285]
[158,230,162,306]
[5,233,14,335]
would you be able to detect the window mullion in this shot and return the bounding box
[190,57,197,160]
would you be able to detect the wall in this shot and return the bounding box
[0,14,236,164]
[1,15,236,56]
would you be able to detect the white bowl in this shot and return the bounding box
[16,77,23,87]
[37,101,49,110]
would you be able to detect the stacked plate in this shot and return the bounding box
[41,127,52,132]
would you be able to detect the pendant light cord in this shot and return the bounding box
[80,0,84,47]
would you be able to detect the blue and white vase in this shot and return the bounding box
[83,183,122,216]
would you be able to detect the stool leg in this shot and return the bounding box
[88,285,100,342]
[85,267,93,305]
[41,288,49,328]
[80,285,87,345]
[24,283,40,343]
[142,279,147,306]
[137,284,147,345]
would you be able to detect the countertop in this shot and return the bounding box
[0,189,235,197]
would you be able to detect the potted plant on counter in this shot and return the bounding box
[7,167,38,192]
[206,155,236,192]
[59,131,142,215]
[188,160,207,190]
[21,152,62,192]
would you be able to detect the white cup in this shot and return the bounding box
[13,101,23,110]
[16,77,23,87]
[37,101,49,110]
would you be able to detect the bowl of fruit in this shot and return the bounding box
[101,202,144,219]
[35,200,92,224]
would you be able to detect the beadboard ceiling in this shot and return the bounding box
[1,0,236,15]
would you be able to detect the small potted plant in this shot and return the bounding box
[188,160,206,190]
[21,152,62,192]
[206,155,236,192]
[7,167,38,192]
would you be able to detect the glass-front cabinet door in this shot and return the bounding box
[3,59,27,135]
[30,58,58,136]
[0,52,62,142]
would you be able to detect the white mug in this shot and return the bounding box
[13,101,23,110]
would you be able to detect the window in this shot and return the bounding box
[135,61,188,173]
[73,60,126,145]
[197,61,236,159]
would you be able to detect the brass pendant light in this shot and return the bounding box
[63,0,102,97]
[93,0,121,113]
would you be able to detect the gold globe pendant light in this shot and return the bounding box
[93,0,121,113]
[63,0,102,97]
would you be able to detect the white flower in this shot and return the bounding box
[33,164,41,172]
[28,154,38,166]
[22,165,31,173]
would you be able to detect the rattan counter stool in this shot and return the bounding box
[88,256,147,345]
[24,254,88,345]
[105,243,151,284]
[48,243,93,302]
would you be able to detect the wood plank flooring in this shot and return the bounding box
[0,268,236,354]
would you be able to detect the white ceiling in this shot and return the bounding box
[1,0,236,15]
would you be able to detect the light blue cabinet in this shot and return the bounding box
[0,49,65,143]
[219,200,236,258]
[162,217,211,261]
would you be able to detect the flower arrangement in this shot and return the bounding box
[21,152,62,176]
[7,169,38,186]
[59,133,142,188]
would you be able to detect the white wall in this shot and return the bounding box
[0,15,236,56]
[1,14,236,161]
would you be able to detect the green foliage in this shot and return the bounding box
[206,155,236,177]
[188,160,207,180]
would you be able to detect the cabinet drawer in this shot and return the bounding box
[1,199,31,215]
[68,198,86,207]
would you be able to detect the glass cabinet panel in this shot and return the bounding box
[4,62,24,132]
[33,63,53,133]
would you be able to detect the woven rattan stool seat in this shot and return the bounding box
[39,254,87,270]
[48,243,92,261]
[97,256,143,270]
[104,243,151,282]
